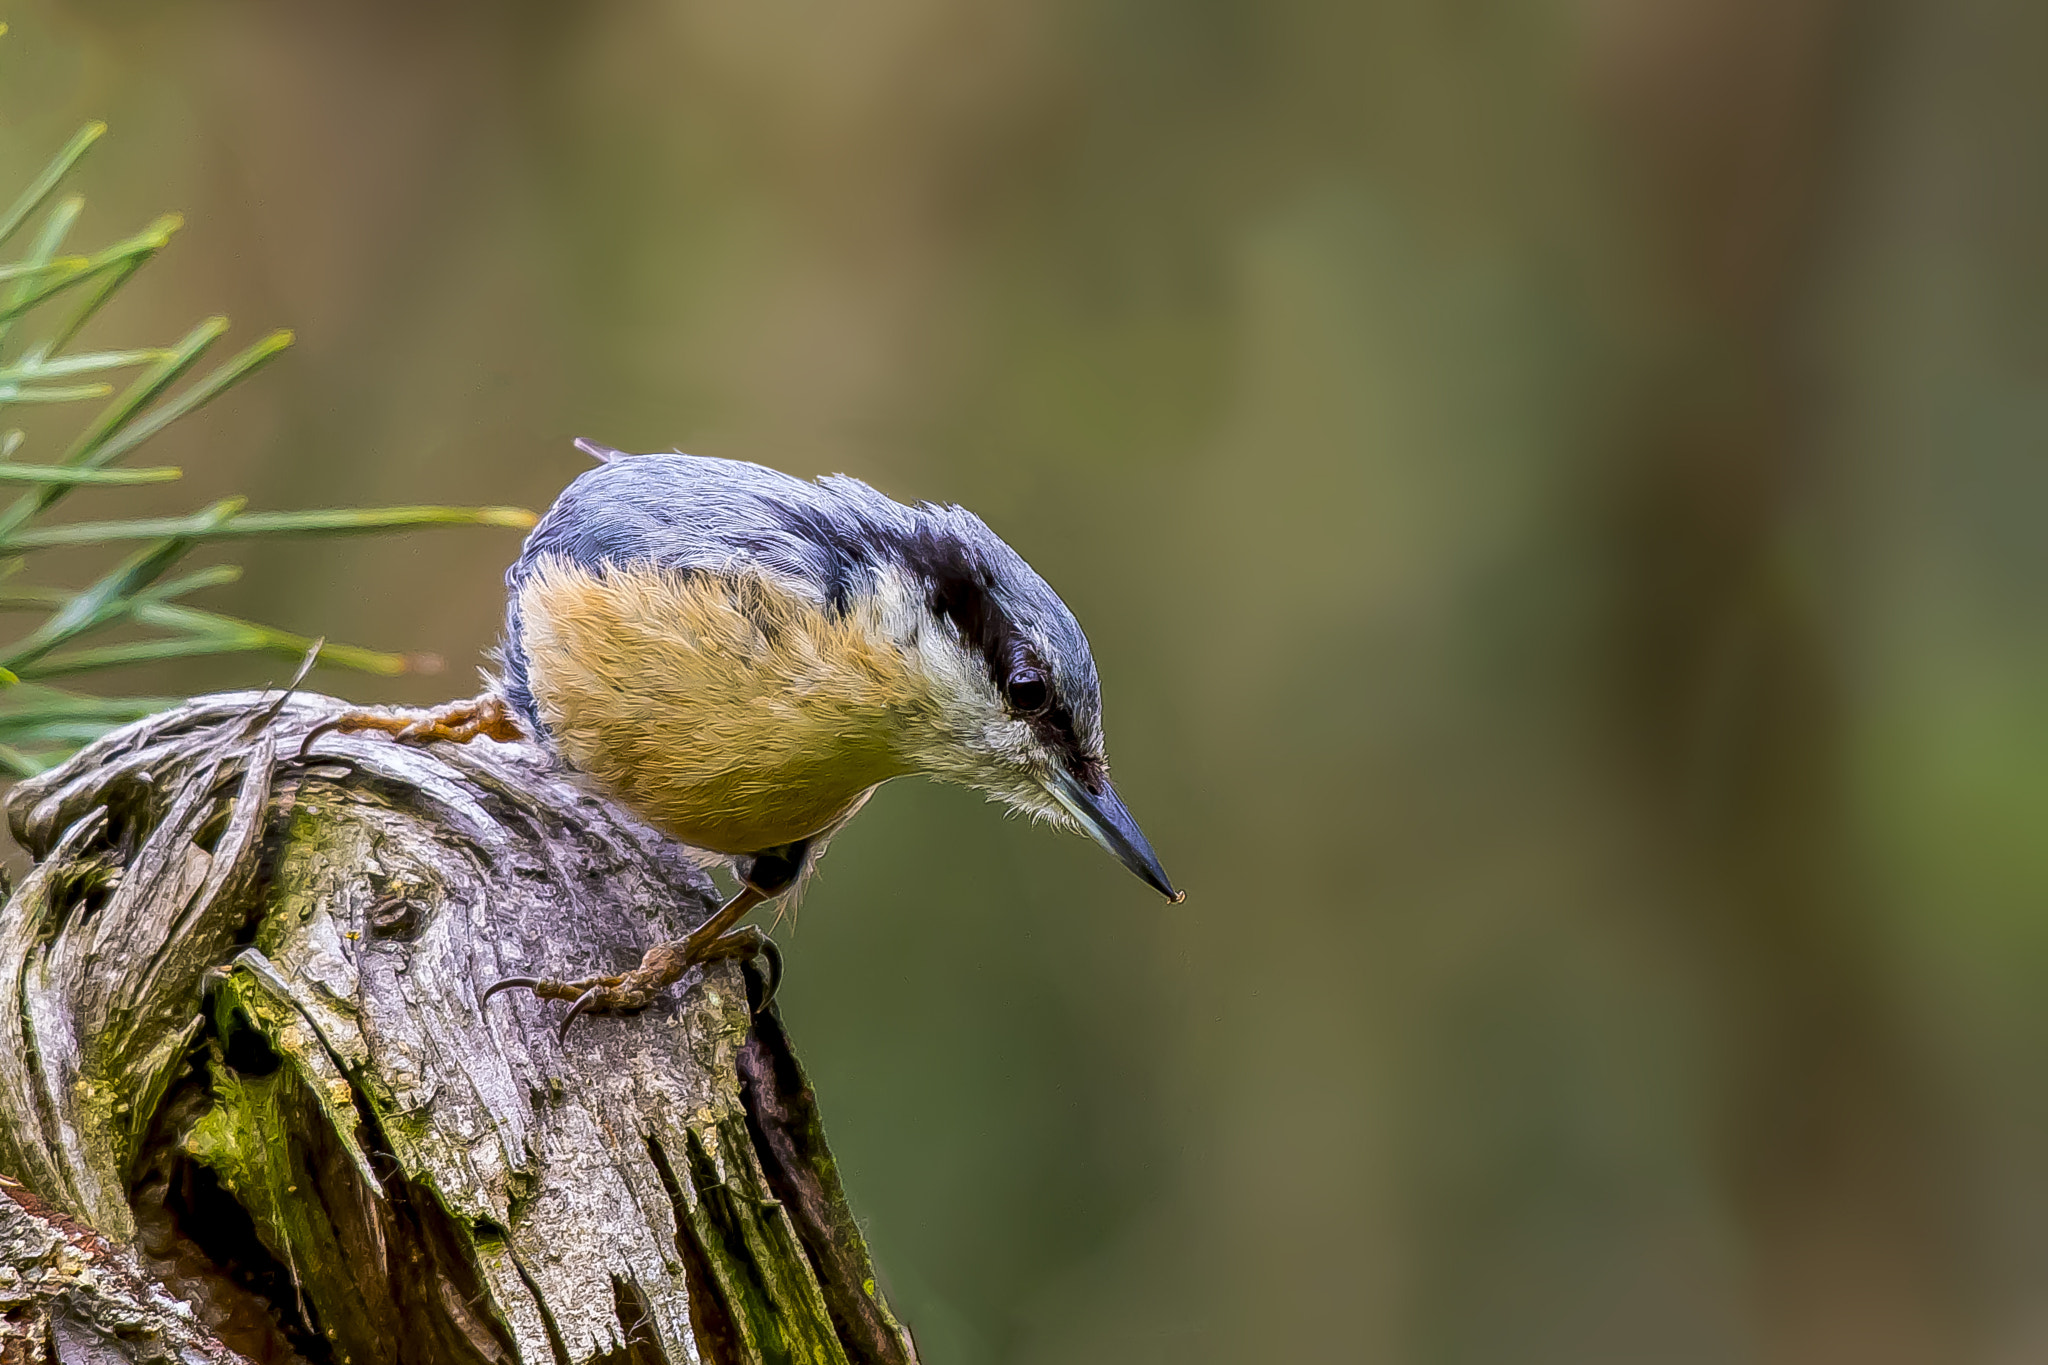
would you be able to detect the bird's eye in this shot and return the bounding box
[1005,669,1049,715]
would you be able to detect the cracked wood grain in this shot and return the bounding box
[0,692,918,1365]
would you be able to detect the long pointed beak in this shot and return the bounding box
[1048,769,1182,902]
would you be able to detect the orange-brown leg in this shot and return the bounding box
[482,842,807,1039]
[298,693,524,758]
[483,885,778,1041]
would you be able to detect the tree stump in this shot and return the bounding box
[0,692,918,1365]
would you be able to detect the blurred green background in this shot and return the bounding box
[6,0,2048,1359]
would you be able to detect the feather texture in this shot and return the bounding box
[517,556,939,854]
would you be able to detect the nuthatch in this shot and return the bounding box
[318,441,1178,1036]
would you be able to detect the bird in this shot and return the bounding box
[310,440,1179,1038]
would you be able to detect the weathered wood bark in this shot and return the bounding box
[1,1172,246,1363]
[0,692,918,1365]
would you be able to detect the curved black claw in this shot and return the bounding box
[481,976,540,1005]
[295,716,349,761]
[558,985,609,1043]
[742,936,784,1015]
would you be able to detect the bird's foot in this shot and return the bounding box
[483,939,691,1042]
[299,693,523,758]
[484,923,782,1042]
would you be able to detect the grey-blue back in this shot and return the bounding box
[495,451,1101,753]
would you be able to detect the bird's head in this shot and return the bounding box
[881,502,1180,902]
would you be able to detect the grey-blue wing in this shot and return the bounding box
[497,449,917,738]
[512,451,917,601]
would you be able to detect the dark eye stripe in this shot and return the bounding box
[901,530,1094,773]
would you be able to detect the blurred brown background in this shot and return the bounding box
[5,0,2047,1359]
